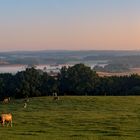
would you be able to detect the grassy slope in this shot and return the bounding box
[0,96,140,140]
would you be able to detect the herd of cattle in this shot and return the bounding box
[0,93,59,127]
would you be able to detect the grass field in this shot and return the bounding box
[0,96,140,140]
[97,67,140,77]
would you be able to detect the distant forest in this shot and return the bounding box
[0,63,140,99]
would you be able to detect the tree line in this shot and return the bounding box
[0,64,140,99]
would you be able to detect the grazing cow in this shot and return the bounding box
[3,97,10,104]
[53,96,59,101]
[26,99,29,102]
[53,92,57,97]
[52,92,59,100]
[24,98,29,103]
[0,113,12,127]
[24,102,27,108]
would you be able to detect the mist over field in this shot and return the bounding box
[0,50,140,68]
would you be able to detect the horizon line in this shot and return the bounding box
[0,49,140,53]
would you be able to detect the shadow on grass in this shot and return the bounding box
[29,130,46,133]
[16,132,38,136]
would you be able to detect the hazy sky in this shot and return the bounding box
[0,0,140,51]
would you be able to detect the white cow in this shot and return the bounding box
[24,102,27,108]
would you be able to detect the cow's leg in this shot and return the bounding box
[10,120,12,127]
[6,122,9,127]
[6,121,10,127]
[2,120,5,127]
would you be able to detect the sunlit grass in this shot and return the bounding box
[0,96,140,140]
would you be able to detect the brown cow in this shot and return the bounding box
[53,96,59,101]
[3,97,10,104]
[0,113,12,127]
[53,92,59,101]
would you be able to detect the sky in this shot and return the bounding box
[0,0,140,51]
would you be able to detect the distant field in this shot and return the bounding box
[97,68,140,77]
[0,96,140,140]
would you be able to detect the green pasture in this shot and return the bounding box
[0,96,140,140]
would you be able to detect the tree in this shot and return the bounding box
[15,67,41,98]
[0,73,15,99]
[58,66,69,95]
[59,64,99,95]
[40,72,58,96]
